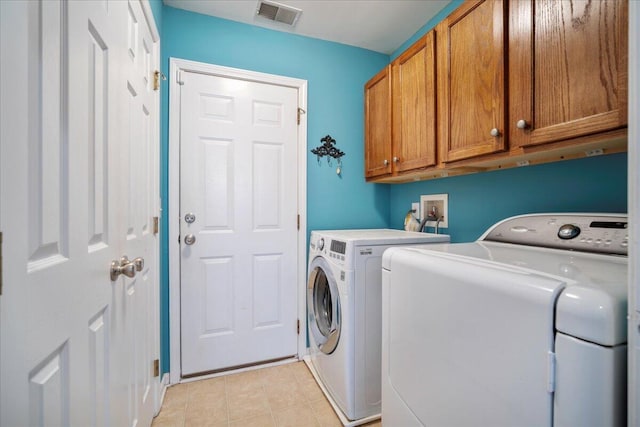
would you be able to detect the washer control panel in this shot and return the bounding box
[483,214,628,255]
[310,234,347,265]
[327,239,347,264]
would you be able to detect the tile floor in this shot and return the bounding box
[152,361,383,427]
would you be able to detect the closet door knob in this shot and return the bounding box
[490,128,500,137]
[383,159,389,166]
[133,257,144,272]
[516,119,528,129]
[110,257,137,281]
[393,156,400,163]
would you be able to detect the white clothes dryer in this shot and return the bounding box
[382,214,628,427]
[306,229,449,425]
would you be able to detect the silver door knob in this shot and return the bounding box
[185,213,196,224]
[393,156,400,163]
[110,257,136,281]
[184,234,196,245]
[133,257,144,272]
[383,159,389,166]
[490,128,500,137]
[516,119,528,129]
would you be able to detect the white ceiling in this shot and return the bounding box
[163,0,452,55]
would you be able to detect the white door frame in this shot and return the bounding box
[168,58,308,384]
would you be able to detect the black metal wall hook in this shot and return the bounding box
[311,135,345,162]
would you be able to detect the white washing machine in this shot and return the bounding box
[306,229,449,425]
[382,213,628,427]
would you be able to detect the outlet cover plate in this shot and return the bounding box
[420,193,448,229]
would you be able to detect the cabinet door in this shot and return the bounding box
[392,31,437,172]
[509,0,628,148]
[365,66,392,178]
[437,0,507,163]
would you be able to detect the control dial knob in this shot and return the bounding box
[317,238,325,250]
[558,224,581,240]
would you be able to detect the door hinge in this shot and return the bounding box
[153,216,159,235]
[297,107,306,125]
[297,214,300,230]
[297,319,300,335]
[153,359,160,377]
[0,231,3,296]
[177,70,184,86]
[153,70,166,91]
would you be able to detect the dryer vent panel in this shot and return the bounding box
[256,1,302,26]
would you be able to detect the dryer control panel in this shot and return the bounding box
[482,214,628,255]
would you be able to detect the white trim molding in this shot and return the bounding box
[168,58,308,384]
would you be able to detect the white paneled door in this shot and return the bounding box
[0,1,160,426]
[179,71,299,376]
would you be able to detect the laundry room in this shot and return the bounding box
[1,0,637,426]
[154,0,633,425]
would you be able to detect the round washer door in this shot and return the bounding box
[307,256,341,354]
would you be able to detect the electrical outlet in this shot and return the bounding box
[420,194,448,229]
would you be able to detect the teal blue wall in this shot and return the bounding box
[157,6,390,373]
[151,2,628,375]
[390,153,628,243]
[148,0,163,35]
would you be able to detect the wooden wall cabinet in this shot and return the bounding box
[364,32,437,180]
[391,31,437,173]
[365,0,627,183]
[364,65,392,179]
[508,0,628,149]
[437,0,507,163]
[436,0,628,165]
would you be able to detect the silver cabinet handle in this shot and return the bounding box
[516,119,528,129]
[393,156,400,163]
[490,128,500,137]
[184,234,196,245]
[383,159,389,166]
[110,256,136,281]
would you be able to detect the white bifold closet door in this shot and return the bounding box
[0,1,160,426]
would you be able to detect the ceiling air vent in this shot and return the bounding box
[256,0,302,26]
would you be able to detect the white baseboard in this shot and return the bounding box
[155,373,170,416]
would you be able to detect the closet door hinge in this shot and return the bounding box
[297,319,300,335]
[297,107,306,125]
[297,214,300,230]
[153,216,159,235]
[153,359,160,377]
[177,70,185,86]
[153,70,166,91]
